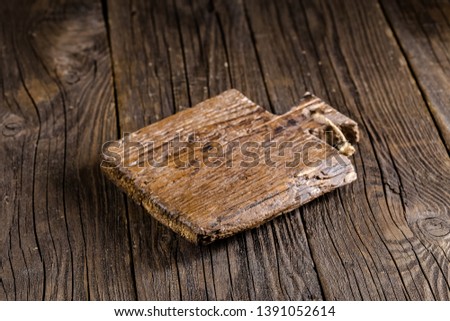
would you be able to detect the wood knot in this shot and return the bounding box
[56,67,80,84]
[418,217,450,240]
[2,114,25,137]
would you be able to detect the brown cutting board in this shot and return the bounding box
[101,89,359,244]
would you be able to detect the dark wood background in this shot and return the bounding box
[1,0,449,300]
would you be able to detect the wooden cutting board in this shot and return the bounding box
[101,89,359,244]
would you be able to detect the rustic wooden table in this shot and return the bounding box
[1,0,449,300]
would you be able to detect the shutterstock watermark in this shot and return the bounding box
[100,132,350,170]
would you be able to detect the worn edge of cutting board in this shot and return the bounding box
[101,89,359,244]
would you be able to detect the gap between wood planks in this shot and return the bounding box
[100,0,139,301]
[378,0,450,153]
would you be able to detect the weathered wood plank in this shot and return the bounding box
[101,90,359,244]
[380,0,450,150]
[0,0,135,299]
[106,0,324,300]
[242,0,449,299]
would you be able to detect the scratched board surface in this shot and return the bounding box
[101,90,359,244]
[1,0,449,300]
